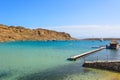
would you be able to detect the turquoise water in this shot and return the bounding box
[0,40,120,80]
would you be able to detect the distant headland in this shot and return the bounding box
[0,24,75,42]
[83,38,120,40]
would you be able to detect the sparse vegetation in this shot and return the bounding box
[0,24,75,42]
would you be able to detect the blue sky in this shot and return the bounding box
[0,0,120,38]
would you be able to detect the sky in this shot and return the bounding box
[0,0,120,38]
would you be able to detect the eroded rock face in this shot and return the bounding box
[0,24,75,42]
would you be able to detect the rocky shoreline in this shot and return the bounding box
[83,61,120,72]
[0,24,75,42]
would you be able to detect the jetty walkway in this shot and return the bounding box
[67,47,106,61]
[83,60,120,72]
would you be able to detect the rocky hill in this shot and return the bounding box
[0,24,75,42]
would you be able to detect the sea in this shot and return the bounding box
[0,40,120,80]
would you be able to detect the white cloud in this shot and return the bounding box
[44,25,120,39]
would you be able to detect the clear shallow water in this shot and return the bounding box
[0,40,120,80]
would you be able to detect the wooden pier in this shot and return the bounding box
[67,47,106,61]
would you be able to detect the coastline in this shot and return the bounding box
[0,38,117,43]
[0,39,79,43]
[82,38,120,40]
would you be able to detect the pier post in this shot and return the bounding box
[97,56,98,62]
[84,56,86,63]
[107,55,108,62]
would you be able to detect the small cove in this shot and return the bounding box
[0,40,120,80]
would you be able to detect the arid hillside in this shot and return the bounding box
[0,24,75,42]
